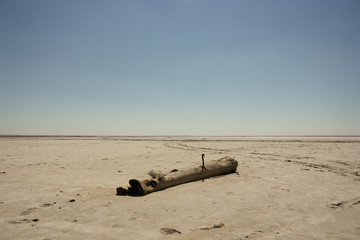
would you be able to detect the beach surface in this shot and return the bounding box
[0,136,359,240]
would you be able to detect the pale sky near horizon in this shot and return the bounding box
[1,0,359,136]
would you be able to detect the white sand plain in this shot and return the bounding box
[0,136,359,240]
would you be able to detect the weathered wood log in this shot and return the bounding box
[116,156,238,196]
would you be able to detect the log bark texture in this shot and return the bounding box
[116,156,238,196]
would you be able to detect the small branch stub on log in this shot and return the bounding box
[116,156,238,196]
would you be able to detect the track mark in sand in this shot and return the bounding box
[26,163,42,166]
[164,142,187,150]
[41,202,56,207]
[112,224,125,228]
[20,207,38,216]
[190,223,225,231]
[65,219,78,223]
[164,142,204,151]
[284,159,359,179]
[330,201,347,208]
[330,160,351,166]
[329,197,360,209]
[164,142,229,153]
[20,202,57,216]
[160,227,181,235]
[250,152,314,160]
[178,143,229,152]
[250,152,283,158]
[9,218,39,224]
[239,224,281,239]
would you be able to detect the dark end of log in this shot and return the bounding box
[116,179,159,196]
[116,179,145,196]
[129,179,144,195]
[116,186,128,196]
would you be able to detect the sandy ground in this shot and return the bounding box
[0,136,359,240]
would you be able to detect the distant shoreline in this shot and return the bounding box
[1,135,360,143]
[1,135,360,138]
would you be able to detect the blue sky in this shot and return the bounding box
[0,0,359,135]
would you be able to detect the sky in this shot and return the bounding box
[0,0,359,136]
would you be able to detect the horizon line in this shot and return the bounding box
[1,134,360,138]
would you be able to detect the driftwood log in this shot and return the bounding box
[116,156,238,196]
